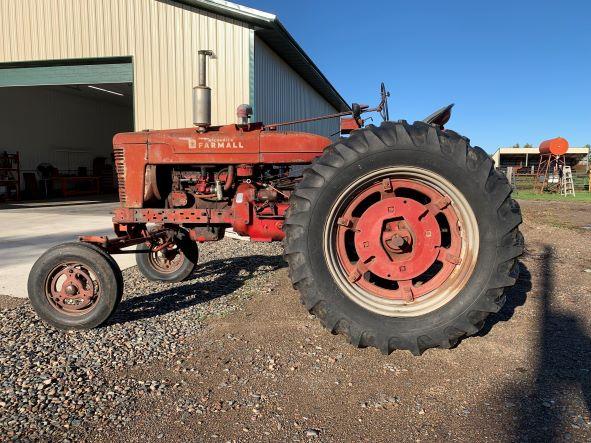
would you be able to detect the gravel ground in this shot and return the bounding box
[0,240,283,441]
[1,200,590,442]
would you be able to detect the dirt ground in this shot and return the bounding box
[31,200,591,441]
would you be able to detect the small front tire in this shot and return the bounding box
[136,232,198,282]
[27,242,123,330]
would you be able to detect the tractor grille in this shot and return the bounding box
[113,147,126,204]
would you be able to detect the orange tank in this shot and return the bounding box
[539,137,569,155]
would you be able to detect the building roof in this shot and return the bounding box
[174,0,350,112]
[492,147,589,156]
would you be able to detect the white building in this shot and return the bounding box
[491,146,589,171]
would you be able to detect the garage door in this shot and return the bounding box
[0,61,133,87]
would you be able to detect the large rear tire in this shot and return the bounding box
[28,242,123,330]
[284,121,523,355]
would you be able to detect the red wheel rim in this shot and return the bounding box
[324,168,479,317]
[44,263,100,315]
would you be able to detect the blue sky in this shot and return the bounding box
[241,0,590,152]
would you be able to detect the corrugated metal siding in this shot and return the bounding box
[0,0,251,130]
[254,35,339,138]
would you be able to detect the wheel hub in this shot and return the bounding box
[64,284,79,296]
[45,264,99,314]
[354,197,441,282]
[382,224,412,254]
[148,242,184,273]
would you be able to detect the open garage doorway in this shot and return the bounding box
[0,59,134,202]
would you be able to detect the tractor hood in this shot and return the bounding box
[112,124,332,165]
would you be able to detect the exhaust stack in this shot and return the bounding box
[193,50,214,128]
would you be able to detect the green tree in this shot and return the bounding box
[512,143,520,149]
[523,143,534,149]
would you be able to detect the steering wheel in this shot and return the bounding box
[379,82,390,122]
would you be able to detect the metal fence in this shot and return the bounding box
[499,168,590,192]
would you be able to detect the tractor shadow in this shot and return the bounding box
[503,245,591,440]
[107,254,286,326]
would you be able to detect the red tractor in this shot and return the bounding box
[28,51,523,355]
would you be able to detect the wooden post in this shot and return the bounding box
[506,167,515,192]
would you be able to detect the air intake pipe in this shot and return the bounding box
[193,50,214,129]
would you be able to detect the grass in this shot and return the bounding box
[514,190,591,202]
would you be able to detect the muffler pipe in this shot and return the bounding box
[193,50,214,128]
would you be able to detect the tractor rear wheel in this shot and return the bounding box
[284,121,523,355]
[136,231,198,282]
[28,242,123,330]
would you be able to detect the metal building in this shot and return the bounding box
[491,146,590,171]
[0,0,348,196]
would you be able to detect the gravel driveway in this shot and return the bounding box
[1,200,590,442]
[0,240,283,441]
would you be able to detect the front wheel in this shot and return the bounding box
[284,121,524,355]
[136,231,198,282]
[28,242,123,330]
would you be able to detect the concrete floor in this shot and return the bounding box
[0,196,135,298]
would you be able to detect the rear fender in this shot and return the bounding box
[422,103,454,128]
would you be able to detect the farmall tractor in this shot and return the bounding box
[28,51,523,355]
